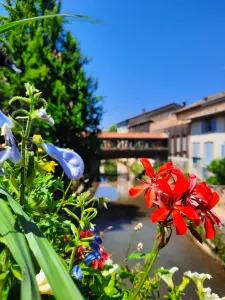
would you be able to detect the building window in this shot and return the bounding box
[201,117,217,133]
[171,138,174,154]
[176,137,180,152]
[221,144,225,158]
[193,143,200,157]
[204,142,213,166]
[182,136,187,152]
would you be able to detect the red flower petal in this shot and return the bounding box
[140,158,155,178]
[173,175,189,202]
[172,210,188,235]
[158,162,174,174]
[188,174,197,193]
[92,261,98,269]
[204,216,216,239]
[129,185,147,197]
[151,207,170,223]
[195,183,210,203]
[98,260,104,270]
[145,187,156,208]
[175,205,199,220]
[208,192,219,210]
[210,212,221,226]
[158,179,172,199]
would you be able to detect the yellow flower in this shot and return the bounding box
[36,269,53,295]
[41,161,58,173]
[33,134,43,140]
[38,147,44,154]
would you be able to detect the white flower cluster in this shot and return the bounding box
[160,266,179,275]
[184,271,212,281]
[137,242,143,251]
[203,287,225,300]
[134,223,143,231]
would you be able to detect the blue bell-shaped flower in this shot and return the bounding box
[0,111,13,128]
[72,265,83,280]
[0,124,20,165]
[84,252,101,265]
[42,143,84,180]
[36,108,54,126]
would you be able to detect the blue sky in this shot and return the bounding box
[61,1,225,129]
[2,1,225,129]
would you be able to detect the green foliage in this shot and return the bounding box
[0,0,103,172]
[130,161,144,176]
[108,124,117,132]
[207,158,225,185]
[104,159,117,175]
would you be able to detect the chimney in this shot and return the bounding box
[182,100,186,107]
[142,109,146,114]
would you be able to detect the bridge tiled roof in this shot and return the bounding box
[98,132,168,139]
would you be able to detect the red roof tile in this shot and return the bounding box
[98,132,168,139]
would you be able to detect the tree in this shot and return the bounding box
[108,124,117,132]
[207,158,225,185]
[0,0,102,173]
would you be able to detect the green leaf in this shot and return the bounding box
[11,265,22,281]
[0,187,83,300]
[0,272,9,298]
[126,252,153,261]
[0,14,96,34]
[63,208,80,223]
[26,152,36,186]
[0,199,40,300]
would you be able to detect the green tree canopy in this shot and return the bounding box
[0,0,102,172]
[108,124,117,132]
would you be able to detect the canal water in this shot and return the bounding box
[92,160,225,299]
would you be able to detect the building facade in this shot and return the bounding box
[176,92,225,179]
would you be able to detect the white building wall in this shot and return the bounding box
[188,116,225,179]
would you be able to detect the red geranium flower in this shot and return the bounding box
[195,183,221,239]
[151,175,199,235]
[92,245,112,270]
[129,159,178,208]
[80,230,93,238]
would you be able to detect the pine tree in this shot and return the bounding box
[0,0,102,172]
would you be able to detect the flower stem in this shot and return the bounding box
[131,229,159,300]
[20,100,34,206]
[125,231,137,258]
[69,247,76,273]
[56,180,72,214]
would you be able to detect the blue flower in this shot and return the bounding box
[72,265,83,280]
[90,242,100,252]
[0,111,13,128]
[9,64,22,74]
[93,236,103,245]
[84,252,101,265]
[0,124,20,167]
[36,108,54,126]
[42,143,84,180]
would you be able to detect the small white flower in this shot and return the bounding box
[137,242,143,251]
[36,269,53,295]
[184,271,212,281]
[103,259,113,265]
[134,223,143,231]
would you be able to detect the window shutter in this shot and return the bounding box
[211,118,217,132]
[201,120,207,133]
[221,144,225,158]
